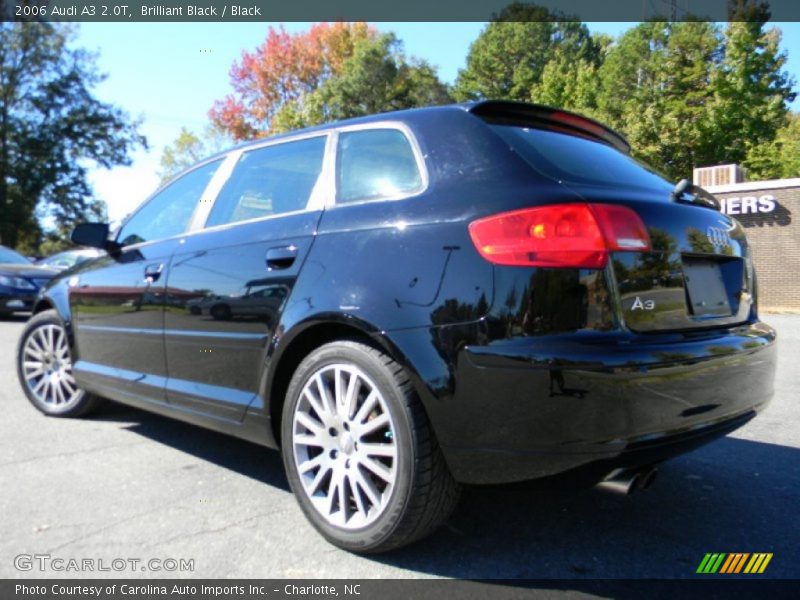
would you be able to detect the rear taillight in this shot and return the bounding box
[468,203,650,269]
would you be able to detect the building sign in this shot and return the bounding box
[717,194,790,228]
[718,195,776,215]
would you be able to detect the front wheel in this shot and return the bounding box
[16,310,103,417]
[281,340,460,553]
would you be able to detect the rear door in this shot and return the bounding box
[70,158,224,402]
[162,134,331,422]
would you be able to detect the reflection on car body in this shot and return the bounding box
[186,279,288,323]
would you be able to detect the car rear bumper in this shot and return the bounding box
[423,321,777,484]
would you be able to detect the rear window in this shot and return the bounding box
[491,125,670,189]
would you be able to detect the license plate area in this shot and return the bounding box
[682,257,732,317]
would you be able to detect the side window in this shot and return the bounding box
[117,159,222,247]
[206,136,327,228]
[336,129,423,203]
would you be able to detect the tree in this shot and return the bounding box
[529,48,600,114]
[0,23,145,252]
[39,200,108,256]
[595,8,794,181]
[159,124,233,184]
[209,22,375,139]
[211,24,451,139]
[709,1,796,168]
[453,3,600,102]
[743,112,800,179]
[597,20,723,180]
[296,34,451,129]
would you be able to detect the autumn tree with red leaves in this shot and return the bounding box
[210,22,451,140]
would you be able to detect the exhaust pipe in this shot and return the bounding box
[596,466,658,495]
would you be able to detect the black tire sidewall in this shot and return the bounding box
[281,341,416,553]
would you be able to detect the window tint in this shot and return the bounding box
[491,125,671,190]
[337,129,422,203]
[117,159,222,247]
[206,136,326,228]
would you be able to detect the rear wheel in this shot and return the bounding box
[281,340,460,553]
[210,304,231,320]
[16,310,102,417]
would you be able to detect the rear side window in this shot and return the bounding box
[206,136,326,228]
[490,125,670,190]
[117,159,223,247]
[336,129,423,203]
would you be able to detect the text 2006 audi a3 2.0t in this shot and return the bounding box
[16,102,776,552]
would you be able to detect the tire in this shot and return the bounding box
[16,309,103,417]
[210,304,231,320]
[281,340,460,553]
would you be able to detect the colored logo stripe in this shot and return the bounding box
[697,553,773,574]
[697,553,726,574]
[744,553,773,574]
[720,553,749,573]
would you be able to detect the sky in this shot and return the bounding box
[75,21,800,225]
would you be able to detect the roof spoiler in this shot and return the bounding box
[467,100,631,155]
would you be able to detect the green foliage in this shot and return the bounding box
[743,112,800,179]
[0,23,145,253]
[454,2,600,102]
[159,124,233,184]
[709,3,796,168]
[597,20,724,179]
[454,2,796,183]
[294,34,451,130]
[530,51,600,115]
[600,7,795,181]
[39,198,107,256]
[211,23,450,139]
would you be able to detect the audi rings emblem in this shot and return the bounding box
[706,226,732,248]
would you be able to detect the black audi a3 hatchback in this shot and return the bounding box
[16,101,776,552]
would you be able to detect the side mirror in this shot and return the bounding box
[71,223,111,250]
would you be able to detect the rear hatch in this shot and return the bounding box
[476,102,754,333]
[566,185,752,332]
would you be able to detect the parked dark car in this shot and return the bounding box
[0,245,59,317]
[15,102,776,552]
[35,247,105,270]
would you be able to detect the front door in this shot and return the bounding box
[70,158,224,403]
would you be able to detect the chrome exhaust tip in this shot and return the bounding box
[596,466,658,495]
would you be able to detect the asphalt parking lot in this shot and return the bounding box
[0,315,798,580]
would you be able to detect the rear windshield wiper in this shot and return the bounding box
[671,178,721,211]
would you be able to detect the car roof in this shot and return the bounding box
[206,101,631,161]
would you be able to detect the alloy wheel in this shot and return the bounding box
[291,363,398,529]
[21,323,81,410]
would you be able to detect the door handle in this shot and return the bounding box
[144,263,164,283]
[266,246,298,270]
